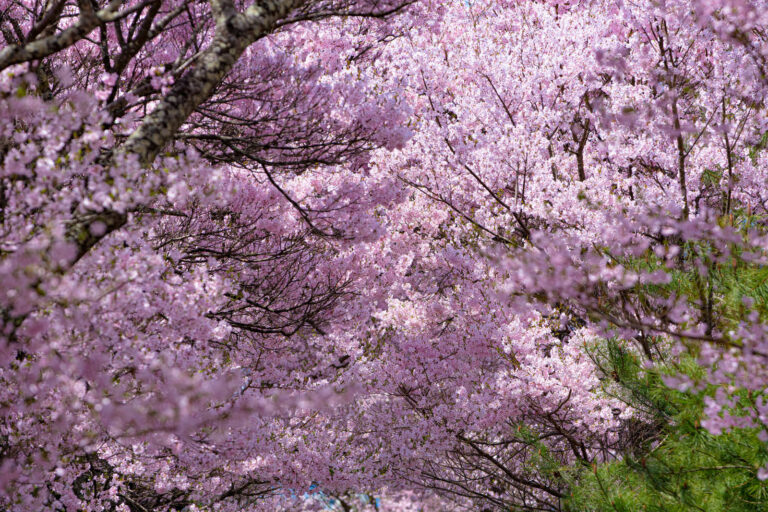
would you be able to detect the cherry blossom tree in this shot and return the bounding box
[0,0,420,509]
[326,0,768,509]
[3,0,768,510]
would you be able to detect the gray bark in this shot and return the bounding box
[120,0,304,166]
[0,0,122,71]
[70,0,303,258]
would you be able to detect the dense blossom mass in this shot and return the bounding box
[2,0,768,510]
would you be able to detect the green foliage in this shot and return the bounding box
[551,208,768,512]
[562,341,768,512]
[619,209,768,336]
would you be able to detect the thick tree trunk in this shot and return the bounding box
[69,0,303,258]
[121,0,303,165]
